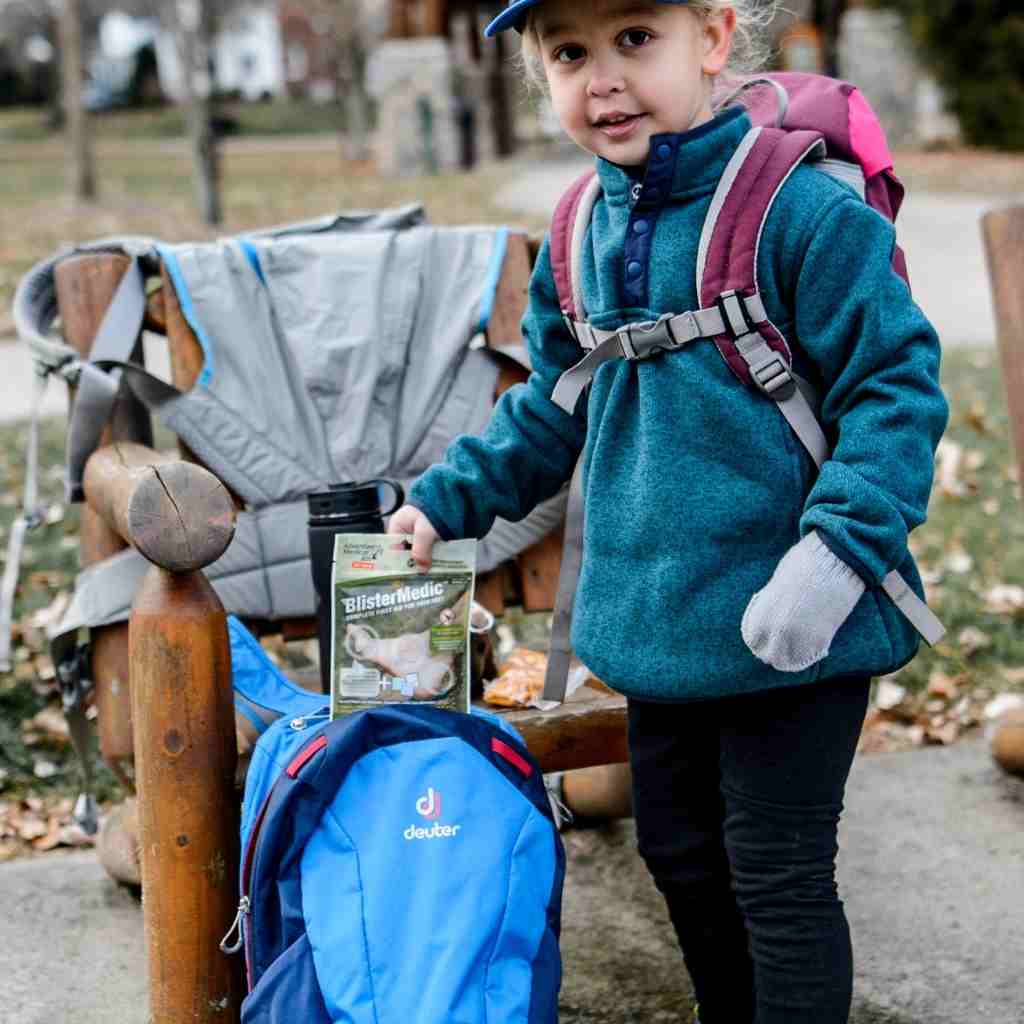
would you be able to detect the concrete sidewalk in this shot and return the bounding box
[2,738,1021,1023]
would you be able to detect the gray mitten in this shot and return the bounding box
[741,530,866,673]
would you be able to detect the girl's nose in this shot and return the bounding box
[586,60,625,98]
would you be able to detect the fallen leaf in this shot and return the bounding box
[24,706,69,745]
[32,759,59,780]
[16,815,47,842]
[983,584,1024,616]
[31,818,62,852]
[944,547,973,575]
[956,626,991,658]
[964,449,987,472]
[964,402,992,435]
[875,679,907,710]
[906,724,926,746]
[934,439,967,498]
[983,693,1024,721]
[926,720,960,745]
[927,668,965,700]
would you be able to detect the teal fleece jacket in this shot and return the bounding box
[410,106,949,702]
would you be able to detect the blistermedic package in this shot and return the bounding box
[330,534,476,719]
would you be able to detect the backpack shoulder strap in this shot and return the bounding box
[698,126,946,647]
[698,125,825,353]
[698,125,830,470]
[550,170,601,320]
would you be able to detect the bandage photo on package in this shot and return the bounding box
[330,534,476,719]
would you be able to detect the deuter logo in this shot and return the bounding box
[416,787,441,820]
[404,787,462,841]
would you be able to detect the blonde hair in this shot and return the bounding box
[517,1,778,93]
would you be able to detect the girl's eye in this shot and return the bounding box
[553,44,585,64]
[619,28,652,48]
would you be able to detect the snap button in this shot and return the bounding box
[633,219,648,234]
[627,260,642,277]
[656,143,671,160]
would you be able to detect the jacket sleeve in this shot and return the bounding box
[792,194,949,586]
[407,236,588,540]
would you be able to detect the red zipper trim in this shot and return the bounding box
[239,733,328,990]
[240,793,273,990]
[286,734,328,778]
[491,737,533,777]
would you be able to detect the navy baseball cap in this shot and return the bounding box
[485,0,689,37]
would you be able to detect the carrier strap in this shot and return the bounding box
[550,172,599,322]
[64,257,183,503]
[542,460,585,702]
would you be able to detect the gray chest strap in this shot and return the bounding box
[551,300,754,414]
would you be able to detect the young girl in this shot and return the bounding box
[389,2,948,1021]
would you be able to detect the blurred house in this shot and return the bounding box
[85,1,385,107]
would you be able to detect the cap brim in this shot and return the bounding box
[484,0,540,37]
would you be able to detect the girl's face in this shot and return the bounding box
[535,0,735,167]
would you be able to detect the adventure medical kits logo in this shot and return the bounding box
[404,787,462,841]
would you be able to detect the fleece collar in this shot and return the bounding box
[596,105,750,206]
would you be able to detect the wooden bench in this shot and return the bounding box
[54,231,627,1023]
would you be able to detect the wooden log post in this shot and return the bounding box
[84,444,242,1022]
[982,206,1024,487]
[55,253,154,782]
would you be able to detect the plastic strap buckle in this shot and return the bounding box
[618,314,678,361]
[749,352,796,400]
[57,642,94,713]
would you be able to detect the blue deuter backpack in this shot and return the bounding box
[225,698,565,1023]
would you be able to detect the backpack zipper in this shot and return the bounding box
[227,723,331,991]
[219,895,250,955]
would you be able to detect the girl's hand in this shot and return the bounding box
[741,530,865,673]
[387,504,440,570]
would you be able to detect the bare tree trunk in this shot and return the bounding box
[59,0,96,201]
[173,0,222,226]
[340,34,371,161]
[332,1,372,162]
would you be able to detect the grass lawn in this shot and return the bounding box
[0,127,553,324]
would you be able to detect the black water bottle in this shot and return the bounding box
[307,479,404,691]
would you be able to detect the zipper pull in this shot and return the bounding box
[219,895,250,955]
[630,182,642,203]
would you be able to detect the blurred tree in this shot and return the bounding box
[58,0,96,200]
[166,0,223,225]
[331,0,372,160]
[812,0,847,78]
[871,0,1024,150]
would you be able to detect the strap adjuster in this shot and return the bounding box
[750,353,796,399]
[618,313,677,361]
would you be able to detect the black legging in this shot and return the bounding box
[628,675,870,1024]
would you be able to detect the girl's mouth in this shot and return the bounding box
[596,113,644,139]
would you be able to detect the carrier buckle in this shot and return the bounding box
[618,314,677,361]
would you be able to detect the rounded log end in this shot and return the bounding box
[991,708,1024,778]
[127,461,236,572]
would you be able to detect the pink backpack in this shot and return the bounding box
[541,74,942,702]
